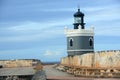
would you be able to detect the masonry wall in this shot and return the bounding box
[61,50,120,68]
[0,59,41,68]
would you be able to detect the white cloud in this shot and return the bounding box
[44,50,61,56]
[44,50,52,56]
[42,8,74,12]
[0,18,72,42]
[84,5,120,36]
[1,4,120,43]
[85,24,120,36]
[95,26,120,36]
[84,4,119,12]
[0,29,64,42]
[85,5,120,23]
[7,18,72,31]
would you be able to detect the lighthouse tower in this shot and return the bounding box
[65,8,94,56]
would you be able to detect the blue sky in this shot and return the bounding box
[0,0,120,62]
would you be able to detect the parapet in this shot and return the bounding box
[65,26,94,37]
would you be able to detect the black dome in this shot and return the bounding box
[74,9,84,17]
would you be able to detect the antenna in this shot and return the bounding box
[77,5,80,11]
[78,5,80,9]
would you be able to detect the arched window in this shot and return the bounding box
[70,39,73,47]
[89,38,93,46]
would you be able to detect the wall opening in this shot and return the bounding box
[89,38,93,46]
[70,39,73,47]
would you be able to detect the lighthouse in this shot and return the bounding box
[65,8,94,56]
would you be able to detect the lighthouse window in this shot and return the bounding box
[89,38,93,46]
[70,39,73,46]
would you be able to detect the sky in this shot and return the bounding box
[0,0,120,62]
